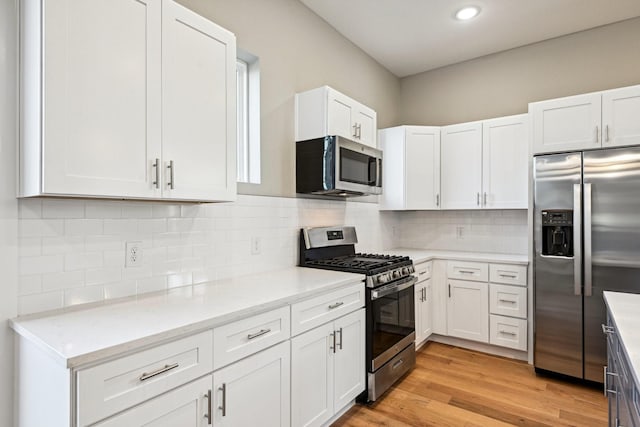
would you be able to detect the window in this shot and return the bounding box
[236,50,260,184]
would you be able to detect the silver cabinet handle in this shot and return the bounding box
[419,286,424,302]
[584,183,592,297]
[353,123,358,138]
[167,160,175,189]
[218,384,226,417]
[498,299,516,304]
[448,283,451,298]
[483,192,487,206]
[152,158,160,189]
[204,389,212,425]
[606,124,610,142]
[328,301,344,310]
[139,362,179,381]
[499,273,517,278]
[357,123,362,139]
[392,358,404,370]
[573,184,582,296]
[476,192,480,206]
[337,327,343,350]
[499,330,517,336]
[422,287,426,301]
[418,270,427,276]
[602,324,615,335]
[459,270,475,274]
[604,366,619,396]
[595,125,599,143]
[436,193,440,207]
[247,328,271,340]
[330,331,336,353]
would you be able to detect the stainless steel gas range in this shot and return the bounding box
[299,226,416,402]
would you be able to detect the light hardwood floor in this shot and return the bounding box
[334,342,607,427]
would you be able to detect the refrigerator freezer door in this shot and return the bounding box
[533,153,583,378]
[583,147,640,382]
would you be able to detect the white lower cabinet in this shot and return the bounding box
[291,308,365,427]
[489,315,527,351]
[446,279,489,343]
[415,279,433,345]
[94,375,213,427]
[213,341,290,427]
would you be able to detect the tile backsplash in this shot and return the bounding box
[17,195,399,315]
[17,195,528,316]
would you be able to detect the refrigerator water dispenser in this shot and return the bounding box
[541,210,573,257]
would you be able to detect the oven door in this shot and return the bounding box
[335,137,383,195]
[369,275,416,371]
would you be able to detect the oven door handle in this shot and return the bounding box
[371,276,417,300]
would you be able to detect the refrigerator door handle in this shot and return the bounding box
[584,183,593,297]
[573,184,582,296]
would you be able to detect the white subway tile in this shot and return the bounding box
[42,271,85,291]
[42,236,84,255]
[18,199,42,219]
[19,219,64,237]
[85,202,122,219]
[42,199,84,219]
[103,250,124,267]
[138,218,167,234]
[19,275,42,296]
[64,285,104,307]
[167,272,192,288]
[181,205,205,218]
[65,219,103,236]
[121,203,153,219]
[86,267,122,286]
[104,280,137,300]
[19,237,41,257]
[103,219,138,235]
[18,291,64,316]
[152,204,181,218]
[137,276,167,294]
[85,235,122,252]
[122,264,153,280]
[19,255,63,275]
[64,252,103,271]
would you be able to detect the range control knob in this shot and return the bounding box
[392,270,400,279]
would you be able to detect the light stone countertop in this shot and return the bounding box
[385,248,529,265]
[11,267,364,369]
[603,291,640,389]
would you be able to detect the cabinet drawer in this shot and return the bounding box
[489,283,527,319]
[489,315,527,351]
[489,264,527,286]
[291,282,364,336]
[447,260,488,282]
[414,261,432,282]
[77,330,213,426]
[213,306,290,370]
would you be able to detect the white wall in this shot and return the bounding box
[0,0,18,425]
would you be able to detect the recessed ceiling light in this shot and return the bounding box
[455,6,480,21]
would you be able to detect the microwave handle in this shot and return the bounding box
[375,158,382,187]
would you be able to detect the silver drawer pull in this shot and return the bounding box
[139,362,179,381]
[204,389,212,425]
[498,299,516,304]
[418,271,427,276]
[499,331,517,336]
[218,383,226,417]
[459,270,476,274]
[602,324,615,335]
[499,273,517,278]
[328,301,344,310]
[247,328,271,340]
[392,359,404,370]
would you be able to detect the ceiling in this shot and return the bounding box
[300,0,640,77]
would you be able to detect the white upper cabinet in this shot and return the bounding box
[602,85,640,148]
[19,0,236,202]
[162,1,236,201]
[530,84,640,154]
[379,126,441,210]
[295,86,378,148]
[482,115,529,209]
[441,122,483,210]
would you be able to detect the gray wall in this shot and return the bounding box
[177,0,401,198]
[399,17,640,126]
[0,0,18,425]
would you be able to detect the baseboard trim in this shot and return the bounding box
[420,335,529,362]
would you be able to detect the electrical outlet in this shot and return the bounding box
[456,226,465,239]
[125,241,143,267]
[251,237,261,255]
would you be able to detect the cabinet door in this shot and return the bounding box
[431,260,448,335]
[333,309,365,411]
[531,93,602,154]
[94,375,212,427]
[327,89,358,141]
[162,1,236,201]
[441,122,483,209]
[42,0,161,198]
[482,115,528,209]
[291,322,334,427]
[354,105,377,148]
[447,279,489,343]
[602,85,640,148]
[406,126,441,210]
[213,341,290,427]
[415,281,433,345]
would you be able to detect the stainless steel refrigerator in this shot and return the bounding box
[533,146,640,382]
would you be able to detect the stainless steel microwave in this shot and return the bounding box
[296,136,383,197]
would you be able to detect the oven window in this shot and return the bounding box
[340,148,376,185]
[371,284,415,361]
